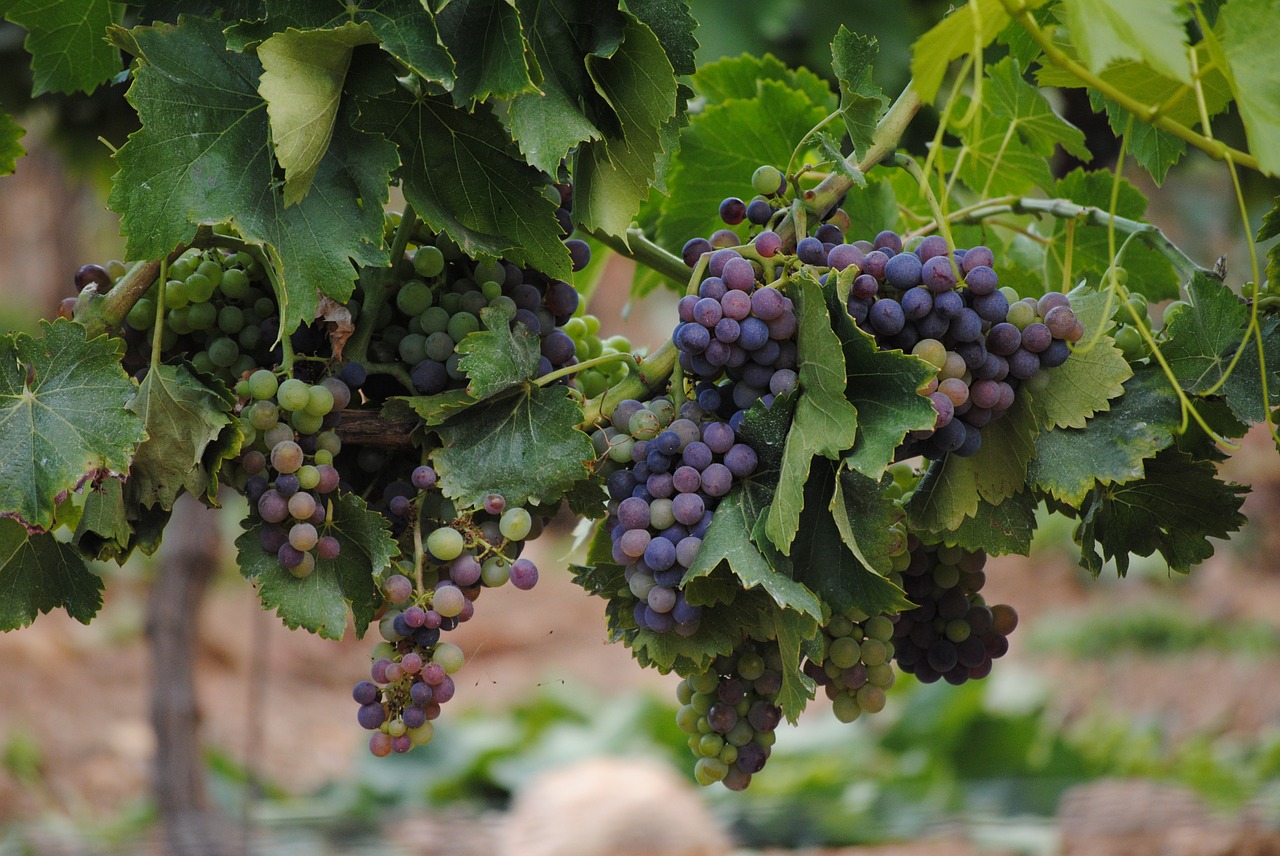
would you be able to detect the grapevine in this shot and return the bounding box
[1,0,1278,818]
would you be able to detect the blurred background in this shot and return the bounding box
[3,2,1280,854]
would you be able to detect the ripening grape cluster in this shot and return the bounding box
[353,465,543,756]
[675,640,784,790]
[240,370,351,576]
[802,609,898,724]
[891,540,1017,684]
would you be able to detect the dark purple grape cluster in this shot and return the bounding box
[596,395,759,636]
[891,539,1017,685]
[802,607,898,723]
[675,640,785,790]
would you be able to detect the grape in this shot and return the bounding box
[682,237,712,267]
[248,369,278,400]
[751,164,785,197]
[271,440,304,474]
[277,378,311,411]
[884,252,923,289]
[288,492,317,521]
[753,230,782,257]
[316,536,341,560]
[499,507,532,540]
[718,197,746,225]
[510,558,539,590]
[427,527,465,560]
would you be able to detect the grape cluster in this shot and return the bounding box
[352,467,543,756]
[802,608,898,723]
[239,371,350,575]
[891,540,1017,684]
[675,640,785,790]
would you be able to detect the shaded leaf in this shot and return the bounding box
[0,109,24,175]
[456,305,541,399]
[911,0,1013,104]
[831,465,904,575]
[436,0,538,106]
[941,490,1037,556]
[3,0,121,94]
[0,518,102,631]
[831,27,887,159]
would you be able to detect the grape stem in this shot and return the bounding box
[533,352,640,387]
[586,226,690,286]
[362,361,417,394]
[999,0,1260,173]
[578,339,678,430]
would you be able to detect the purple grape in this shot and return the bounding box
[797,237,827,265]
[722,257,756,291]
[672,465,701,494]
[720,289,752,321]
[701,463,732,497]
[353,681,379,705]
[852,274,878,300]
[693,297,723,326]
[682,237,712,267]
[724,444,758,478]
[1041,339,1070,368]
[317,535,341,560]
[708,249,741,278]
[719,197,746,225]
[412,466,437,491]
[746,199,774,226]
[644,537,676,571]
[917,235,949,261]
[964,265,999,296]
[901,287,932,320]
[987,323,1021,356]
[618,496,651,530]
[1021,322,1052,353]
[357,702,387,730]
[884,252,923,289]
[753,230,782,257]
[862,250,890,280]
[868,299,905,336]
[672,492,706,526]
[411,359,449,395]
[510,558,538,590]
[962,246,995,272]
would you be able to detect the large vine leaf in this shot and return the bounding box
[942,490,1038,557]
[356,74,570,279]
[1092,93,1185,185]
[764,275,859,554]
[0,518,102,631]
[1030,365,1181,506]
[1162,273,1280,424]
[830,465,904,575]
[911,0,1017,104]
[623,0,697,76]
[2,0,121,95]
[123,363,237,512]
[1027,288,1132,430]
[769,605,820,724]
[654,77,831,254]
[1222,0,1280,177]
[0,320,146,532]
[0,109,25,175]
[432,384,595,510]
[1062,0,1191,85]
[435,0,538,107]
[1074,447,1247,576]
[831,26,887,160]
[74,478,132,563]
[237,492,396,639]
[572,12,679,240]
[257,23,379,206]
[110,17,398,333]
[455,305,542,400]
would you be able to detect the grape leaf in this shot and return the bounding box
[385,388,480,428]
[764,275,859,554]
[1062,0,1191,84]
[572,13,678,239]
[224,0,455,84]
[1093,93,1185,185]
[906,453,978,535]
[456,305,541,400]
[789,460,910,617]
[1074,447,1247,576]
[3,0,121,95]
[1162,273,1280,424]
[769,605,820,724]
[692,53,834,111]
[1044,169,1179,303]
[685,485,824,620]
[123,363,237,512]
[1222,0,1280,176]
[0,109,24,175]
[74,478,132,563]
[0,320,146,532]
[830,465,904,575]
[432,384,595,510]
[738,389,796,472]
[1027,288,1133,430]
[654,79,830,253]
[356,78,570,279]
[506,0,620,174]
[822,277,936,479]
[436,0,538,107]
[624,589,768,675]
[940,490,1037,557]
[257,23,379,206]
[986,58,1091,161]
[1259,195,1280,289]
[831,26,887,160]
[237,492,396,639]
[841,176,898,239]
[623,0,697,76]
[110,18,398,333]
[911,0,1015,104]
[1030,366,1180,506]
[0,518,102,631]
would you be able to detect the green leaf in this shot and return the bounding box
[0,518,102,631]
[1030,365,1181,506]
[654,78,830,252]
[385,388,480,428]
[3,0,121,95]
[123,363,236,512]
[790,460,911,617]
[840,175,897,238]
[572,13,678,239]
[1162,273,1280,424]
[257,23,379,206]
[74,478,132,563]
[910,0,1013,104]
[692,53,835,110]
[225,0,455,84]
[1075,447,1247,576]
[1223,0,1280,176]
[941,490,1038,556]
[822,278,935,478]
[357,79,569,279]
[624,588,768,675]
[1062,0,1191,84]
[622,0,697,75]
[237,492,396,639]
[685,485,824,620]
[764,275,859,554]
[1094,93,1185,184]
[1259,195,1280,288]
[456,305,541,399]
[985,58,1090,161]
[433,384,595,510]
[769,605,819,724]
[1028,288,1133,430]
[0,320,146,532]
[111,18,398,333]
[0,110,25,175]
[435,0,538,106]
[1044,168,1179,303]
[738,389,796,472]
[831,26,887,160]
[830,465,904,575]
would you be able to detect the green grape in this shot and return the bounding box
[420,306,449,335]
[218,305,245,334]
[440,292,462,313]
[396,280,434,316]
[313,449,334,466]
[105,259,128,280]
[473,259,505,284]
[412,245,445,278]
[169,258,195,280]
[752,164,784,196]
[579,370,607,398]
[445,352,464,380]
[316,431,342,455]
[427,526,465,560]
[220,267,250,299]
[271,440,304,474]
[163,279,189,309]
[489,295,516,315]
[208,337,240,368]
[480,280,502,300]
[235,379,251,398]
[498,507,532,541]
[480,556,510,587]
[629,409,661,440]
[432,641,465,674]
[277,378,311,412]
[1006,300,1037,329]
[583,314,600,336]
[398,332,428,365]
[168,307,193,334]
[693,757,728,786]
[1114,325,1147,360]
[297,465,320,490]
[425,331,455,362]
[911,338,947,371]
[406,314,424,335]
[574,339,590,361]
[304,383,335,416]
[263,422,295,450]
[184,272,216,304]
[458,291,487,317]
[446,312,479,342]
[188,302,217,330]
[562,317,588,341]
[127,297,156,330]
[291,408,324,435]
[190,350,215,375]
[248,369,279,401]
[604,335,631,352]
